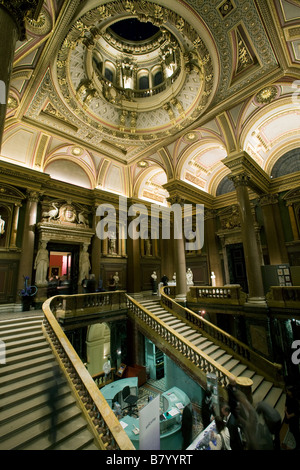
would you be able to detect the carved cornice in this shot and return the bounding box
[0,0,44,40]
[164,179,214,207]
[222,151,271,195]
[259,193,279,207]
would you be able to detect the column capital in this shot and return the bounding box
[167,194,185,207]
[0,0,44,40]
[26,190,40,203]
[222,151,271,194]
[228,173,251,188]
[259,193,279,207]
[204,208,217,220]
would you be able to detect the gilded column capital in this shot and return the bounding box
[204,208,217,220]
[228,173,251,188]
[259,193,279,207]
[0,0,44,40]
[167,194,185,207]
[26,190,40,203]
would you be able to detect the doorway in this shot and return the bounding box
[226,243,248,293]
[47,242,80,295]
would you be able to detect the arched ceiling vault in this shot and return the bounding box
[1,0,300,204]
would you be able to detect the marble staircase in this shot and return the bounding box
[139,299,286,419]
[0,315,99,450]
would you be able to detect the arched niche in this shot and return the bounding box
[86,322,111,377]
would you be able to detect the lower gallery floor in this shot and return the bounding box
[0,306,299,451]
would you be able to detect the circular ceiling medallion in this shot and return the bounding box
[255,86,279,105]
[55,0,216,145]
[71,146,84,156]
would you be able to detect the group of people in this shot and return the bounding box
[82,272,120,293]
[199,377,300,451]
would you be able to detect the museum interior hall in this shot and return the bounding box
[0,0,300,452]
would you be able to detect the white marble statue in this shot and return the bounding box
[113,272,119,288]
[211,271,216,287]
[0,215,5,235]
[79,245,91,283]
[34,241,49,286]
[151,271,158,294]
[108,232,117,254]
[186,268,194,285]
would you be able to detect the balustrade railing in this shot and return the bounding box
[187,285,247,305]
[42,294,134,451]
[92,369,116,389]
[266,286,300,308]
[50,291,127,320]
[126,294,238,392]
[160,287,283,386]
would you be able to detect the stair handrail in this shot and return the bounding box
[160,286,284,386]
[126,294,239,391]
[42,296,135,451]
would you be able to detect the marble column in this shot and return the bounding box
[9,202,21,248]
[0,1,43,149]
[287,203,299,241]
[91,204,101,286]
[17,190,39,297]
[259,194,289,264]
[230,174,265,301]
[0,5,18,149]
[126,216,142,295]
[168,195,187,303]
[205,209,224,286]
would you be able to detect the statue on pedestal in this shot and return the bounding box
[108,232,117,254]
[34,241,49,286]
[79,245,91,284]
[113,272,119,289]
[211,271,216,287]
[186,268,194,285]
[0,215,5,235]
[151,271,158,294]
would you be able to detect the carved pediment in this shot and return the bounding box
[40,199,91,228]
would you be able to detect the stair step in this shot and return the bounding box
[3,335,47,352]
[221,358,240,371]
[5,340,50,359]
[0,359,56,388]
[0,368,57,399]
[0,316,43,327]
[209,349,226,361]
[0,324,42,338]
[215,354,233,366]
[274,392,286,419]
[201,344,220,356]
[229,363,248,377]
[0,384,72,426]
[174,325,191,334]
[0,400,83,450]
[249,374,265,392]
[1,348,53,372]
[261,387,283,409]
[0,330,44,344]
[0,376,67,409]
[181,331,201,342]
[252,380,273,404]
[0,392,78,441]
[0,353,54,381]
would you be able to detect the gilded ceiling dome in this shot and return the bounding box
[55,0,216,144]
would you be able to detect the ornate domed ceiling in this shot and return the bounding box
[1,0,300,203]
[55,1,215,145]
